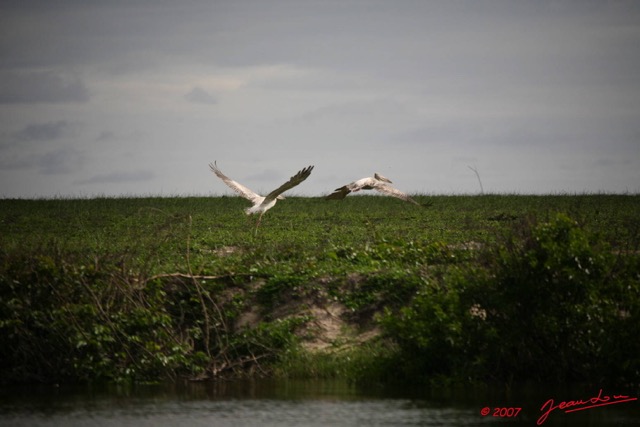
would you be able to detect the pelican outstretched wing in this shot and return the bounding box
[374,183,420,205]
[325,186,350,200]
[264,165,314,203]
[209,161,261,202]
[326,173,419,205]
[325,177,376,200]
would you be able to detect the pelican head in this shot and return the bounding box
[374,173,392,183]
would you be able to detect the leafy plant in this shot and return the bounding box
[381,213,640,386]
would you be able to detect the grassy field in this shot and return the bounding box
[2,194,637,271]
[1,194,639,385]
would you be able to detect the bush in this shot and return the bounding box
[0,252,208,384]
[382,213,640,386]
[0,250,299,384]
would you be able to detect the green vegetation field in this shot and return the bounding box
[1,195,639,386]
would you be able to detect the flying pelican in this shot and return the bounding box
[209,161,314,227]
[326,173,420,205]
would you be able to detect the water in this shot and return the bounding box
[0,380,638,426]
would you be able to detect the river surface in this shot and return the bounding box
[0,379,638,426]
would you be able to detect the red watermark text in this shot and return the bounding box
[537,389,637,425]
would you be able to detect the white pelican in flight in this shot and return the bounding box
[326,173,420,205]
[209,162,314,227]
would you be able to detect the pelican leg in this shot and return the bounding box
[252,213,265,235]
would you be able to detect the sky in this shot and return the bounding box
[1,0,639,198]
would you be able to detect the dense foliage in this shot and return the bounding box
[381,213,640,386]
[0,195,638,385]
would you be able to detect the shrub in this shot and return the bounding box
[0,252,207,384]
[0,248,312,384]
[382,213,640,386]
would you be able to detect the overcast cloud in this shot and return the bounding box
[0,0,638,198]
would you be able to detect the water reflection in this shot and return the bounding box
[0,380,638,426]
